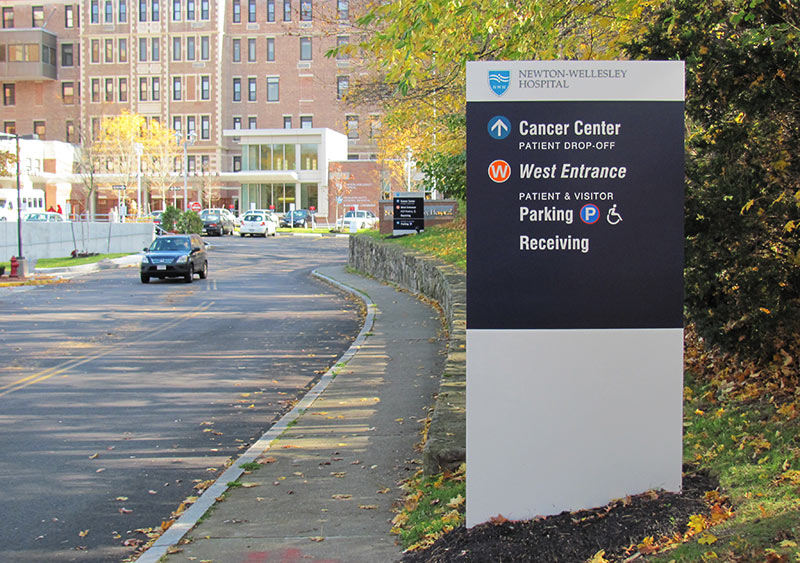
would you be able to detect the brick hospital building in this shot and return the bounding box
[0,0,389,220]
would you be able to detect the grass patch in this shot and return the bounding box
[645,375,800,561]
[239,462,261,472]
[391,464,466,552]
[35,253,132,268]
[226,480,243,489]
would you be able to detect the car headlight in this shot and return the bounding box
[175,255,188,264]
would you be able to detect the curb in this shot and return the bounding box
[134,268,376,563]
[34,254,143,275]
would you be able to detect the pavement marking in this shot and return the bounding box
[134,268,375,563]
[0,300,215,398]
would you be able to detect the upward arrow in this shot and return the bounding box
[491,118,509,136]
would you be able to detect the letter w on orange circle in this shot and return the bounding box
[488,160,511,183]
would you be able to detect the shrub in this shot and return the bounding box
[177,210,203,234]
[160,205,181,232]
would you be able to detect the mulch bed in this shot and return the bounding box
[402,467,720,563]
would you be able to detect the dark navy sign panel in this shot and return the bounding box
[466,101,685,330]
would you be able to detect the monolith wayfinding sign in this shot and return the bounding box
[466,61,685,527]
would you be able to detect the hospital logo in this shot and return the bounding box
[488,70,511,96]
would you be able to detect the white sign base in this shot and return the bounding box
[466,328,683,527]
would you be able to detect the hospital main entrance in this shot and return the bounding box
[241,183,318,214]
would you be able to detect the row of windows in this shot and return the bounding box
[89,0,211,24]
[231,35,346,63]
[232,0,326,24]
[231,77,280,102]
[0,43,57,65]
[3,119,48,140]
[1,6,51,29]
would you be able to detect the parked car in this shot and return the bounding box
[23,211,67,222]
[150,210,163,225]
[240,211,278,237]
[200,208,235,236]
[279,209,314,228]
[140,234,208,283]
[336,210,378,231]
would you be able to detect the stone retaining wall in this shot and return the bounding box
[349,235,466,475]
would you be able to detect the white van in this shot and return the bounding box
[0,188,45,221]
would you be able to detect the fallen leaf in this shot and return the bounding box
[89,453,99,460]
[446,494,465,509]
[332,494,352,500]
[78,529,89,538]
[377,488,391,494]
[115,496,129,501]
[358,504,378,510]
[309,536,325,542]
[119,507,133,514]
[258,456,277,464]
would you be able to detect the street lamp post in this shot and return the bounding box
[134,142,143,216]
[175,130,196,211]
[0,132,24,273]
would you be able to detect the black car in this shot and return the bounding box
[200,208,235,236]
[140,234,208,283]
[279,209,313,228]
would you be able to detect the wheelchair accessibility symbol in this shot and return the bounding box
[606,204,623,225]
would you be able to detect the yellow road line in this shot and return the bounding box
[0,301,215,398]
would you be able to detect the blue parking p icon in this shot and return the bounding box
[580,204,600,224]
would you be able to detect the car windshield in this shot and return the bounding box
[25,213,46,221]
[205,213,220,220]
[150,237,190,252]
[244,214,262,221]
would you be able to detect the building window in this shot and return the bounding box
[105,78,114,102]
[139,37,147,61]
[151,0,159,20]
[201,115,210,139]
[283,116,291,129]
[233,155,241,172]
[369,115,380,139]
[300,37,311,61]
[200,36,209,60]
[66,120,75,143]
[119,38,127,62]
[105,39,114,63]
[248,0,256,22]
[62,82,75,104]
[4,122,16,135]
[232,39,241,62]
[201,0,209,20]
[232,0,240,23]
[187,0,195,20]
[266,37,275,61]
[139,77,148,100]
[187,115,196,136]
[346,115,359,139]
[61,43,74,66]
[172,0,181,20]
[119,77,128,102]
[337,0,348,20]
[31,6,44,27]
[2,7,13,28]
[152,76,160,100]
[337,75,349,100]
[91,39,100,63]
[92,0,100,23]
[33,121,46,140]
[200,76,210,99]
[248,116,257,129]
[151,37,159,61]
[267,77,279,102]
[245,38,255,61]
[267,0,274,22]
[283,0,291,21]
[201,154,209,172]
[173,115,182,133]
[300,116,312,128]
[91,78,100,102]
[104,1,113,23]
[336,35,349,59]
[172,37,181,60]
[300,0,311,21]
[248,77,256,101]
[173,76,182,101]
[233,116,241,130]
[233,78,241,101]
[187,155,196,173]
[138,0,146,21]
[187,36,195,60]
[119,0,127,22]
[65,5,75,27]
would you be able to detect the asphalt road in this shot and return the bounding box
[0,235,361,562]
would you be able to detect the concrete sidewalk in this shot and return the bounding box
[145,264,446,563]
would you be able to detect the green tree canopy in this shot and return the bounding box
[626,0,800,359]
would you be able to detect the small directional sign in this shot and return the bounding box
[487,115,511,140]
